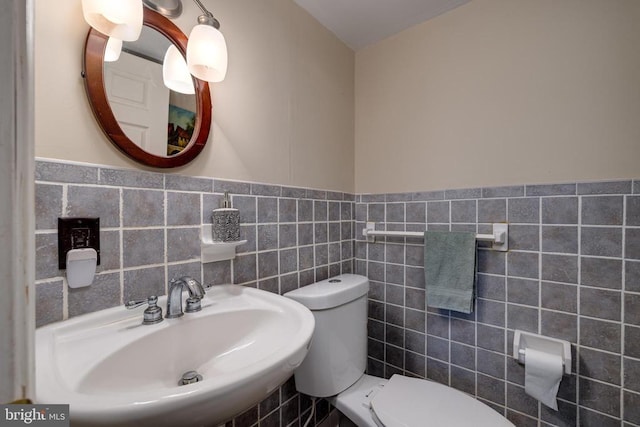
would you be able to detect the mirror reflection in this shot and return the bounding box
[103,26,197,157]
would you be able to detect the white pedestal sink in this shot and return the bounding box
[36,285,315,427]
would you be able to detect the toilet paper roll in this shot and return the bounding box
[524,348,564,410]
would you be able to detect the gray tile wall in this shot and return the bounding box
[34,160,354,427]
[35,160,640,427]
[355,180,640,427]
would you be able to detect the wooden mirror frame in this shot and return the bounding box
[83,8,212,168]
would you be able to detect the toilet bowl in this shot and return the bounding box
[285,274,514,427]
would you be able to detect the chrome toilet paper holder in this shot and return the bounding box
[512,330,572,375]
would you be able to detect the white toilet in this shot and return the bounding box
[285,274,514,427]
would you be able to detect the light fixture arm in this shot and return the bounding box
[192,0,220,29]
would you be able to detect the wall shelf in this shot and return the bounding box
[201,224,247,263]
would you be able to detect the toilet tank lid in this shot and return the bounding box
[284,274,369,310]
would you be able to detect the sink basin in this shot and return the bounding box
[36,285,315,427]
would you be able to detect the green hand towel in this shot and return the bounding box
[424,231,476,314]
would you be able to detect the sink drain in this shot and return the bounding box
[179,370,203,386]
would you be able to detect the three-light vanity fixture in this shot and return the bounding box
[81,0,228,92]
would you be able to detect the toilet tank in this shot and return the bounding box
[284,274,369,397]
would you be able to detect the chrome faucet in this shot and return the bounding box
[166,276,206,319]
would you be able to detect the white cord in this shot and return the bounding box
[302,397,317,427]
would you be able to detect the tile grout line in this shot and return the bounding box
[200,191,206,283]
[448,199,452,388]
[163,186,168,296]
[576,195,582,425]
[402,200,414,378]
[621,194,627,422]
[118,187,124,304]
[473,197,479,400]
[506,196,520,419]
[276,198,281,294]
[61,184,69,320]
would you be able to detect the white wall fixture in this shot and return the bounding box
[201,224,246,263]
[186,0,228,82]
[81,0,143,42]
[512,330,571,410]
[66,248,98,288]
[513,330,571,375]
[142,0,227,82]
[35,285,314,426]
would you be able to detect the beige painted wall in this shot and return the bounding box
[34,0,355,192]
[355,0,640,194]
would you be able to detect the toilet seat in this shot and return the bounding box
[370,375,514,427]
[332,374,514,427]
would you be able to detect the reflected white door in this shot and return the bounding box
[104,52,169,156]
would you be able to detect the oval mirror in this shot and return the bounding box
[83,8,212,168]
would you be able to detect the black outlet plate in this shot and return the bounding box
[58,218,101,269]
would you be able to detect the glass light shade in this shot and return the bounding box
[104,37,123,62]
[81,0,143,42]
[187,24,228,82]
[163,45,195,95]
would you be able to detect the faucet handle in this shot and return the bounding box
[125,295,163,325]
[125,295,157,309]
